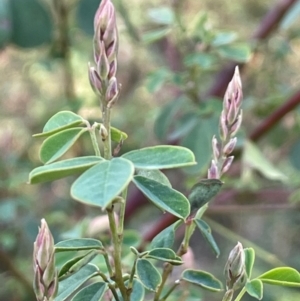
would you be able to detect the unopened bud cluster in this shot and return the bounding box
[89,0,119,107]
[33,219,58,301]
[208,66,243,179]
[224,242,247,291]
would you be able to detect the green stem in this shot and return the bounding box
[118,188,128,234]
[234,287,246,301]
[89,125,101,157]
[127,257,137,291]
[103,252,113,277]
[107,207,129,301]
[102,104,112,159]
[160,281,180,301]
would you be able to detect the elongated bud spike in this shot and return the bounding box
[224,242,247,290]
[221,156,234,175]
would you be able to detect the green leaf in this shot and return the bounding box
[289,139,300,170]
[55,238,103,252]
[244,248,255,278]
[136,259,162,292]
[181,269,223,292]
[117,279,145,301]
[58,250,99,279]
[40,128,87,164]
[184,53,216,69]
[0,0,11,48]
[147,7,174,25]
[122,146,196,169]
[154,96,186,140]
[188,179,223,210]
[245,279,263,300]
[34,111,84,138]
[182,118,218,175]
[142,28,171,44]
[71,158,134,208]
[211,31,238,47]
[133,176,190,219]
[71,282,108,301]
[243,140,287,182]
[55,264,98,301]
[29,156,103,184]
[10,0,53,48]
[217,43,252,62]
[111,126,128,142]
[258,267,300,287]
[150,220,181,249]
[136,169,171,187]
[147,248,183,265]
[194,219,220,257]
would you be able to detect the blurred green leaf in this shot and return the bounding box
[10,0,53,48]
[147,248,183,264]
[58,249,98,279]
[258,267,300,287]
[181,269,223,292]
[211,31,238,47]
[146,68,172,93]
[40,128,87,164]
[243,140,287,182]
[182,118,218,175]
[280,1,300,30]
[126,279,145,301]
[34,111,84,138]
[147,7,174,25]
[76,0,100,35]
[29,156,103,184]
[142,28,171,44]
[111,126,128,142]
[136,169,171,187]
[154,96,186,141]
[244,248,255,278]
[55,264,98,301]
[122,145,196,169]
[71,158,134,208]
[289,139,300,170]
[245,279,263,300]
[194,219,220,257]
[133,176,190,219]
[217,43,251,62]
[184,53,216,69]
[55,238,103,252]
[136,258,162,292]
[0,0,11,48]
[150,220,181,249]
[188,179,223,210]
[71,282,108,301]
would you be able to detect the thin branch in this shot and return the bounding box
[250,89,300,141]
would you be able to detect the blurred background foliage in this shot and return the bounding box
[0,0,300,300]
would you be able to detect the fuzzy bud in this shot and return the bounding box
[208,160,219,179]
[223,138,237,156]
[97,42,110,80]
[219,111,228,142]
[221,156,234,175]
[33,219,58,301]
[105,76,119,103]
[230,110,243,137]
[212,135,220,161]
[224,242,247,290]
[88,65,103,95]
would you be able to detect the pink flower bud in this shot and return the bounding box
[105,77,119,103]
[219,110,228,141]
[88,65,103,95]
[212,135,220,161]
[208,160,219,179]
[230,110,243,137]
[223,137,237,156]
[221,156,234,175]
[97,42,110,80]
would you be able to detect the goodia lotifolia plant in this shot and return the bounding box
[29,1,300,301]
